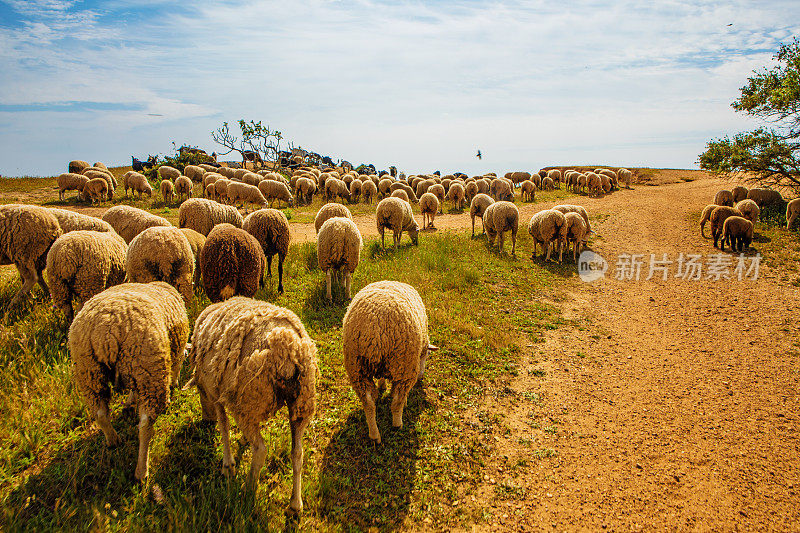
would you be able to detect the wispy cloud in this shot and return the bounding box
[0,0,797,175]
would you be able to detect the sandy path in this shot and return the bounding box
[470,179,800,530]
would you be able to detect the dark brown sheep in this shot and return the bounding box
[200,223,265,303]
[242,209,290,293]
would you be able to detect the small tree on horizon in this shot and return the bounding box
[211,120,291,169]
[699,39,800,193]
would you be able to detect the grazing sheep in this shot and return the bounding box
[747,188,784,208]
[482,201,519,255]
[528,209,567,262]
[551,205,592,242]
[126,226,195,304]
[470,193,494,237]
[175,175,193,202]
[188,297,317,511]
[379,178,394,198]
[49,208,113,234]
[184,165,206,183]
[505,171,531,185]
[69,282,189,481]
[161,179,175,203]
[586,172,603,196]
[342,281,437,444]
[243,209,290,294]
[714,190,734,207]
[419,192,439,229]
[295,177,317,205]
[0,204,62,316]
[520,180,536,202]
[258,179,294,208]
[699,204,716,238]
[314,203,353,233]
[200,223,265,303]
[577,173,588,194]
[81,177,109,204]
[123,171,153,198]
[376,197,419,247]
[618,168,633,188]
[242,172,260,186]
[563,212,588,262]
[389,182,419,203]
[349,179,363,203]
[732,185,749,203]
[325,178,350,203]
[596,169,618,189]
[179,227,206,288]
[69,160,90,174]
[93,162,108,170]
[317,217,362,302]
[722,216,753,252]
[599,173,612,194]
[415,179,433,199]
[447,182,466,210]
[228,181,267,210]
[217,166,236,179]
[57,173,89,201]
[203,172,223,188]
[391,189,410,203]
[179,198,243,236]
[541,177,555,191]
[46,230,127,323]
[465,181,479,203]
[490,179,514,202]
[81,170,114,201]
[710,206,742,248]
[158,165,181,182]
[213,178,231,202]
[734,199,760,225]
[546,169,562,188]
[361,179,378,204]
[102,205,172,244]
[787,198,800,230]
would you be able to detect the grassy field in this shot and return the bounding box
[0,221,574,530]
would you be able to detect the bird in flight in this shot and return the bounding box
[476,149,482,160]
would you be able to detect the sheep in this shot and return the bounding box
[447,181,466,210]
[217,166,236,179]
[199,163,218,173]
[530,173,542,190]
[203,172,223,188]
[470,193,494,237]
[0,204,63,316]
[391,189,410,203]
[258,179,294,208]
[69,160,90,174]
[69,281,189,481]
[46,230,127,323]
[734,199,760,226]
[710,206,742,248]
[378,178,393,198]
[416,192,438,230]
[787,198,800,230]
[227,181,267,210]
[563,212,588,262]
[541,177,555,191]
[586,172,604,197]
[722,216,753,252]
[618,168,633,188]
[188,297,316,511]
[747,188,784,208]
[599,173,612,194]
[428,183,446,212]
[213,178,231,202]
[505,171,531,185]
[314,203,353,233]
[376,197,419,248]
[699,204,716,238]
[482,201,519,255]
[528,209,567,262]
[200,223,265,303]
[325,178,350,203]
[123,171,153,198]
[233,168,250,181]
[576,173,588,194]
[520,180,536,202]
[546,169,562,188]
[49,208,114,234]
[243,209,290,294]
[57,173,89,201]
[342,280,437,444]
[126,226,195,304]
[317,216,362,302]
[93,162,108,170]
[732,185,749,203]
[102,205,172,244]
[489,178,514,202]
[158,165,181,181]
[179,198,244,236]
[714,190,734,207]
[389,181,419,203]
[349,179,363,203]
[362,179,378,204]
[161,179,175,203]
[242,172,260,186]
[465,181,479,203]
[81,177,109,204]
[551,205,592,242]
[184,165,206,183]
[81,169,115,200]
[179,227,206,288]
[173,175,193,202]
[295,177,317,205]
[204,183,217,201]
[596,169,618,189]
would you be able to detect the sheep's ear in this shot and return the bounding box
[428,344,439,351]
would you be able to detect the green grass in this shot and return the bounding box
[0,226,574,531]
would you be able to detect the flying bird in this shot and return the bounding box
[476,149,482,160]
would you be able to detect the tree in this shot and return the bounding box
[211,120,291,169]
[699,39,800,192]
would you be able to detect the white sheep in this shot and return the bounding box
[376,197,419,247]
[469,193,494,237]
[184,165,206,183]
[175,175,194,202]
[157,165,181,182]
[314,203,353,233]
[102,205,172,244]
[317,216,362,301]
[126,226,195,304]
[258,179,294,208]
[563,212,588,262]
[188,297,317,512]
[419,192,439,229]
[734,199,760,225]
[618,168,633,188]
[228,181,267,210]
[528,209,567,262]
[179,198,244,236]
[49,208,114,234]
[57,173,89,201]
[342,281,437,444]
[482,201,519,255]
[123,171,153,198]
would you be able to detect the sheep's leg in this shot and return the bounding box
[389,380,414,429]
[245,426,267,491]
[471,216,475,237]
[277,256,284,293]
[344,270,352,300]
[380,229,385,248]
[134,411,155,481]
[95,401,121,447]
[266,255,273,278]
[394,230,401,247]
[325,269,333,302]
[6,263,37,314]
[558,239,563,263]
[353,379,381,443]
[196,383,216,421]
[497,231,505,253]
[545,241,552,262]
[288,415,310,513]
[531,240,537,261]
[217,404,236,478]
[511,231,517,256]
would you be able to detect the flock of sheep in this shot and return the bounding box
[698,185,798,252]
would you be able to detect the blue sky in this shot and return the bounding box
[0,0,796,177]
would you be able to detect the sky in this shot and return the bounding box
[0,0,797,177]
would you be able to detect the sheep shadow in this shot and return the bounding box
[367,241,416,261]
[300,281,349,330]
[318,385,430,531]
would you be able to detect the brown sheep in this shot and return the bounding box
[200,223,266,302]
